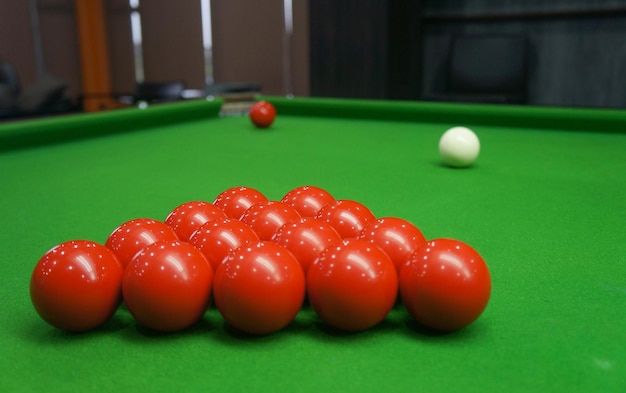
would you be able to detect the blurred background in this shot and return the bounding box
[2,0,626,119]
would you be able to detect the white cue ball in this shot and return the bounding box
[438,126,480,168]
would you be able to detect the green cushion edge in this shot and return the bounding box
[262,96,626,134]
[0,99,223,152]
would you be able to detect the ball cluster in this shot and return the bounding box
[30,185,491,336]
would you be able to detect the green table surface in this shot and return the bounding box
[1,97,625,392]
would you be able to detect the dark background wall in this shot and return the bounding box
[0,0,142,98]
[309,0,423,100]
[421,0,626,108]
[140,0,205,88]
[0,0,308,99]
[1,0,626,109]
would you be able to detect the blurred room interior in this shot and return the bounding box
[2,0,626,120]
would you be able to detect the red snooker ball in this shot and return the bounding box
[239,200,301,241]
[357,217,426,273]
[165,200,227,241]
[315,199,376,238]
[249,100,276,128]
[189,217,260,271]
[307,238,397,332]
[105,218,179,268]
[399,238,491,332]
[212,186,268,220]
[280,185,335,217]
[123,240,213,332]
[272,217,342,274]
[213,241,305,335]
[30,240,123,332]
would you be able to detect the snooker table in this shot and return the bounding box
[1,97,625,392]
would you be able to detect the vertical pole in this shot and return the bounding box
[28,0,45,78]
[75,0,116,112]
[201,0,214,85]
[282,0,293,96]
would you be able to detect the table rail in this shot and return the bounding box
[0,99,222,152]
[265,96,626,134]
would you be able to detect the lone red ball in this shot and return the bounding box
[249,101,276,128]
